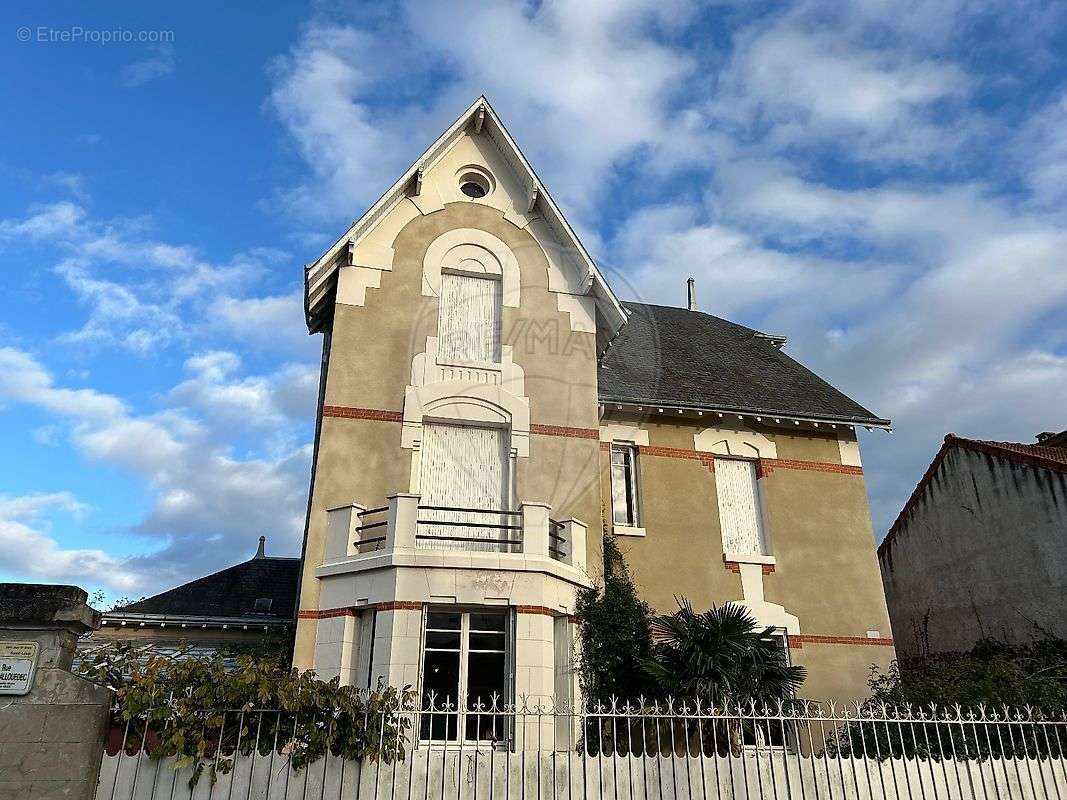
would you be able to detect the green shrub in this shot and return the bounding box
[78,642,413,786]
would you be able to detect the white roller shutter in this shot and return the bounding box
[714,459,767,556]
[419,423,511,551]
[438,273,501,363]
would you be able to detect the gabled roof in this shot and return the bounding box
[303,95,627,338]
[106,554,299,624]
[598,302,890,427]
[880,433,1067,555]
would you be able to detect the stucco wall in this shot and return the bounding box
[295,200,603,668]
[879,446,1067,658]
[600,411,894,703]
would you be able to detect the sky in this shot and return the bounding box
[1,0,1065,603]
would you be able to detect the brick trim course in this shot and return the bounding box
[300,605,894,648]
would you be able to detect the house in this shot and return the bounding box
[878,431,1067,659]
[87,537,298,657]
[293,96,896,717]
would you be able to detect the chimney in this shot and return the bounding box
[687,277,697,311]
[255,535,266,559]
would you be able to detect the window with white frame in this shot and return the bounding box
[438,272,502,363]
[610,443,640,527]
[714,458,768,556]
[420,608,512,742]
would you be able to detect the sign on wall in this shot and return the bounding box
[0,640,39,695]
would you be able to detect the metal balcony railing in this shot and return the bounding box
[415,505,522,552]
[323,495,587,572]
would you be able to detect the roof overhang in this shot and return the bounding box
[303,96,628,340]
[101,612,291,630]
[599,398,892,431]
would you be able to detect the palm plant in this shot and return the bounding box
[643,599,806,705]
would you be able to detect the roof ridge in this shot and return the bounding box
[881,433,1067,554]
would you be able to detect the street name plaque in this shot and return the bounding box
[0,640,39,695]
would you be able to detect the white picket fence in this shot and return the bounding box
[96,698,1067,800]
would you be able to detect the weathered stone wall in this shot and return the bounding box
[879,447,1067,658]
[0,584,112,800]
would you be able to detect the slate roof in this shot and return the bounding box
[108,555,300,623]
[598,302,889,426]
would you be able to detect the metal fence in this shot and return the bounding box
[97,696,1067,800]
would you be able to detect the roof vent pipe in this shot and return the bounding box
[687,277,697,311]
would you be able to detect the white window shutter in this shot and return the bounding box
[419,423,511,551]
[715,459,767,555]
[439,273,501,362]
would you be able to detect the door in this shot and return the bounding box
[419,423,512,551]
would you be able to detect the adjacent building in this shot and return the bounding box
[293,96,896,717]
[88,537,298,657]
[879,431,1067,659]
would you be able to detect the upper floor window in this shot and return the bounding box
[715,458,768,556]
[610,443,640,527]
[438,272,501,363]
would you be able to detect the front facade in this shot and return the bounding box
[879,432,1067,659]
[294,98,895,719]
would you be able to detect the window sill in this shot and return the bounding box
[436,357,503,371]
[723,552,775,566]
[613,525,646,537]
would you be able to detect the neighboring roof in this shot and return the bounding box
[598,302,890,427]
[107,555,300,624]
[1039,429,1067,448]
[303,95,627,339]
[880,433,1067,555]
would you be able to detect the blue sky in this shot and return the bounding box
[1,0,1065,602]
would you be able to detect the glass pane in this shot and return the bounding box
[465,650,508,741]
[422,650,461,708]
[469,632,506,651]
[469,611,507,632]
[426,610,461,630]
[425,630,461,650]
[611,464,633,525]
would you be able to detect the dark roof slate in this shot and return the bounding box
[110,556,300,621]
[598,302,888,425]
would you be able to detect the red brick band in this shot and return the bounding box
[322,405,403,422]
[322,405,599,440]
[725,562,775,575]
[297,600,423,619]
[601,442,861,476]
[299,607,891,648]
[530,423,600,439]
[759,458,862,476]
[788,635,894,649]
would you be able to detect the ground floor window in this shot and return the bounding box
[420,607,511,742]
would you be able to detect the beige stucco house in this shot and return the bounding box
[293,97,896,724]
[879,431,1067,659]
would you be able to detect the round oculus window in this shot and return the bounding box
[459,172,490,199]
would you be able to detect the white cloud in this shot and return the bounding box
[268,0,698,222]
[121,45,176,88]
[0,347,312,593]
[0,492,141,593]
[0,202,85,239]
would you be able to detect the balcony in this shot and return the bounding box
[318,494,588,579]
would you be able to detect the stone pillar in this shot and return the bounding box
[0,583,112,800]
[386,493,420,551]
[520,501,551,559]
